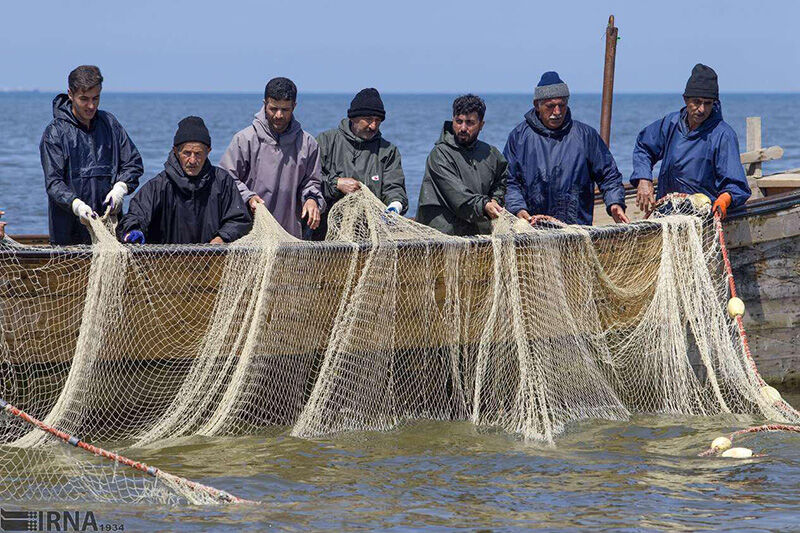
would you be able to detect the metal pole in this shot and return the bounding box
[600,15,618,148]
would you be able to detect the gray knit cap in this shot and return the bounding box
[534,71,570,101]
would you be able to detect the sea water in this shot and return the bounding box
[44,394,800,531]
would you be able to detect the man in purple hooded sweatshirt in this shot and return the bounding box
[219,77,325,238]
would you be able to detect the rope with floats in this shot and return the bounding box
[0,397,255,505]
[659,193,800,458]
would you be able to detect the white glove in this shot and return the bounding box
[71,198,97,223]
[103,182,128,214]
[385,201,403,214]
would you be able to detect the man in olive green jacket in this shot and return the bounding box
[417,94,507,236]
[311,88,408,239]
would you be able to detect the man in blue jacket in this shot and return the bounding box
[40,65,143,245]
[631,64,750,218]
[504,72,627,225]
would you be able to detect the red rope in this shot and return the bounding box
[1,398,253,504]
[713,213,764,385]
[729,424,800,439]
[695,212,800,457]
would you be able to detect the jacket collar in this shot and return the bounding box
[678,101,723,138]
[524,107,573,139]
[52,93,97,131]
[163,151,213,195]
[252,105,302,145]
[438,121,479,152]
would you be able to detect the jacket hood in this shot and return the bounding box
[679,101,723,138]
[524,107,573,139]
[163,151,213,195]
[52,94,82,127]
[252,105,302,145]
[437,121,478,151]
[337,118,383,145]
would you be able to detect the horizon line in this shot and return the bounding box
[2,90,800,96]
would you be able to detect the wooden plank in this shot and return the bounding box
[746,117,764,199]
[752,173,800,188]
[740,145,784,165]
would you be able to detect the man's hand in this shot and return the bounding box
[0,210,5,240]
[71,198,97,225]
[385,201,403,214]
[209,236,225,244]
[484,199,503,219]
[302,198,321,229]
[610,204,629,224]
[336,177,361,194]
[515,209,531,222]
[248,195,265,213]
[712,192,733,220]
[636,180,655,215]
[103,182,128,215]
[123,230,146,244]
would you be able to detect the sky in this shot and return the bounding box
[1,0,799,94]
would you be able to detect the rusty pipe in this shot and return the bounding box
[600,15,618,148]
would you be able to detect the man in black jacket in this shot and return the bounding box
[40,65,143,245]
[117,117,252,245]
[416,94,507,236]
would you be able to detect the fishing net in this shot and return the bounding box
[0,188,797,504]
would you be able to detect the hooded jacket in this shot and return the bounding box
[503,108,625,225]
[40,94,143,245]
[218,107,325,239]
[117,152,252,244]
[317,118,408,212]
[416,122,508,236]
[630,102,750,207]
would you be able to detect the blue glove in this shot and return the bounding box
[124,230,145,244]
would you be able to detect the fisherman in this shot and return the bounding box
[416,94,507,236]
[40,65,143,245]
[631,64,751,218]
[0,210,6,240]
[311,88,408,239]
[503,71,628,225]
[219,77,325,239]
[117,117,252,244]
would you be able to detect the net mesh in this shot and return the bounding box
[0,189,797,503]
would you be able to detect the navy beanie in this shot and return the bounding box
[683,64,719,100]
[534,71,570,101]
[173,116,211,147]
[348,88,386,120]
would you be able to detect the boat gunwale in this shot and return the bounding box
[1,220,668,260]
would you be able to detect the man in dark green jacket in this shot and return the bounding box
[416,94,507,236]
[311,88,408,239]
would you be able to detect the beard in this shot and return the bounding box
[455,131,478,146]
[355,128,377,140]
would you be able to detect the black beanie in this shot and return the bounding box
[683,64,719,100]
[347,88,386,120]
[173,116,211,147]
